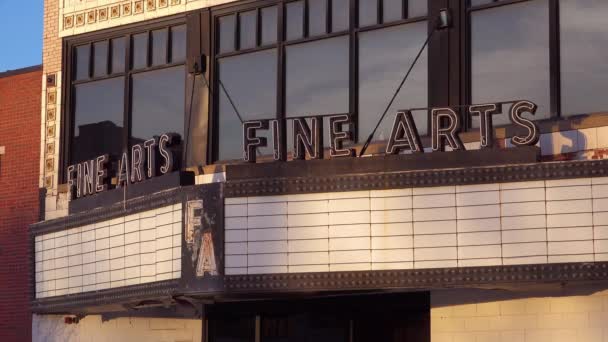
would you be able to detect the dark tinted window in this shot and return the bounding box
[560,0,608,116]
[69,23,187,168]
[93,41,108,77]
[359,21,428,141]
[132,32,148,69]
[219,15,236,53]
[286,1,304,40]
[218,49,277,160]
[332,0,350,31]
[111,37,126,73]
[308,0,327,36]
[261,314,350,342]
[72,77,125,163]
[240,10,257,50]
[261,6,278,45]
[408,0,428,17]
[209,316,255,342]
[171,25,187,63]
[384,0,403,23]
[359,0,378,27]
[286,36,349,117]
[470,0,550,127]
[75,45,90,80]
[470,0,494,7]
[151,29,168,66]
[131,66,185,144]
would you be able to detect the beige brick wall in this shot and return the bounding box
[44,0,61,74]
[32,314,202,342]
[432,288,608,342]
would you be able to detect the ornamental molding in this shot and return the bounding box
[224,262,608,293]
[31,279,179,313]
[224,158,608,197]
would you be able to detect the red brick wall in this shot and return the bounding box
[0,67,42,342]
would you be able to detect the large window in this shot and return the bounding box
[61,0,608,170]
[468,0,608,128]
[469,0,550,127]
[560,0,608,117]
[213,0,429,162]
[66,19,187,167]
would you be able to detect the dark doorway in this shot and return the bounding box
[207,292,430,342]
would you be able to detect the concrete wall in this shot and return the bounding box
[32,315,202,342]
[431,289,608,342]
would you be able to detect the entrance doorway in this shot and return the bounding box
[206,292,429,342]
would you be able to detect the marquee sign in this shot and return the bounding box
[66,133,180,199]
[242,100,540,162]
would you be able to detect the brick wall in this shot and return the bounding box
[432,289,608,342]
[0,67,42,342]
[43,0,61,74]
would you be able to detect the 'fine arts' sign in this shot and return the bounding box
[241,100,540,163]
[66,133,180,199]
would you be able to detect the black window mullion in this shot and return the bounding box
[403,0,408,19]
[88,42,94,79]
[378,0,383,24]
[106,40,111,76]
[256,8,262,47]
[124,33,133,152]
[327,0,333,34]
[167,26,173,64]
[549,0,560,118]
[236,12,241,50]
[277,1,287,160]
[349,0,358,142]
[304,0,310,37]
[146,31,152,68]
[463,0,473,129]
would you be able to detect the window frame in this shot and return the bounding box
[60,14,189,182]
[462,0,561,131]
[209,0,430,163]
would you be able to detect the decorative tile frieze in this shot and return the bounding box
[45,175,54,189]
[98,8,108,21]
[122,2,132,16]
[42,72,59,195]
[47,90,56,105]
[87,10,96,24]
[46,124,56,139]
[46,143,55,156]
[110,5,120,19]
[61,0,195,36]
[134,1,144,14]
[75,13,85,26]
[64,15,74,29]
[45,159,54,173]
[46,107,56,122]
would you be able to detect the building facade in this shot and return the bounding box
[0,66,42,342]
[33,0,608,341]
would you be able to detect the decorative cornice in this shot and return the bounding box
[225,158,608,197]
[224,262,608,293]
[31,279,180,313]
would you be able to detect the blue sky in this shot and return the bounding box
[0,1,43,72]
